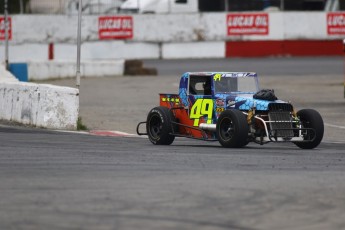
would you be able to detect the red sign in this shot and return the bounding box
[0,17,12,40]
[327,13,345,35]
[227,13,269,36]
[98,16,133,40]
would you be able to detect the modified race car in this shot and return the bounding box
[136,72,324,149]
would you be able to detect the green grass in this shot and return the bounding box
[77,117,88,131]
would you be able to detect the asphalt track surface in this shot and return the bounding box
[1,126,345,230]
[1,57,345,230]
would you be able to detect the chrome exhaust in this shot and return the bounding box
[199,123,217,132]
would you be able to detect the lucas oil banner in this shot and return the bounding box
[98,16,133,40]
[0,17,12,40]
[327,13,345,35]
[227,13,269,36]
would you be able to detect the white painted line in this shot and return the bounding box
[54,130,90,135]
[89,130,136,137]
[53,129,145,137]
[322,141,345,144]
[324,123,345,129]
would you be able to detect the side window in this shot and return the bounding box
[189,76,212,96]
[189,78,197,95]
[203,78,212,95]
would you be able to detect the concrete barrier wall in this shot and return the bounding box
[0,63,79,130]
[283,13,326,40]
[5,13,343,45]
[0,42,159,62]
[27,59,124,80]
[0,80,79,130]
[0,12,341,129]
[0,65,19,83]
[0,12,345,62]
[162,42,225,59]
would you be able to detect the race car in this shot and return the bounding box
[136,72,324,149]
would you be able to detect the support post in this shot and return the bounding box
[280,0,284,10]
[4,0,9,70]
[76,0,82,89]
[343,39,345,98]
[224,0,229,12]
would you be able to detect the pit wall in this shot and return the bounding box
[0,12,343,76]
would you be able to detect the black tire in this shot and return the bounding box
[146,106,175,145]
[216,110,249,148]
[293,109,324,149]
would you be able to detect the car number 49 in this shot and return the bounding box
[190,99,214,126]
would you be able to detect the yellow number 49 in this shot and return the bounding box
[190,99,214,126]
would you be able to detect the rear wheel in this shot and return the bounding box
[146,106,175,145]
[293,109,324,149]
[216,110,249,148]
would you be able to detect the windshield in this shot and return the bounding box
[214,76,259,94]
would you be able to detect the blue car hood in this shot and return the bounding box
[215,93,288,111]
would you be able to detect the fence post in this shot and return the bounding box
[280,0,284,10]
[76,0,82,88]
[19,0,24,14]
[4,0,9,70]
[343,39,345,98]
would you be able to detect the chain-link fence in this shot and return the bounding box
[0,0,342,15]
[0,0,29,14]
[0,0,125,14]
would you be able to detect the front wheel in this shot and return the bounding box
[146,106,175,145]
[216,110,249,148]
[293,109,324,149]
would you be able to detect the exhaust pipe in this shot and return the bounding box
[199,123,216,132]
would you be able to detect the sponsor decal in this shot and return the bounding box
[152,109,164,123]
[161,97,180,105]
[227,13,269,36]
[216,107,225,113]
[99,16,133,40]
[327,13,345,35]
[0,17,12,40]
[227,100,236,108]
[161,97,180,103]
[213,73,222,81]
[216,98,225,107]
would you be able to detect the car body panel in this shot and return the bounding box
[160,72,290,139]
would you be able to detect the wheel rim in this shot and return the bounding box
[219,117,234,141]
[301,120,315,141]
[149,114,162,139]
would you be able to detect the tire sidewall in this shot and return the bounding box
[146,106,175,145]
[216,110,249,148]
[294,109,324,149]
